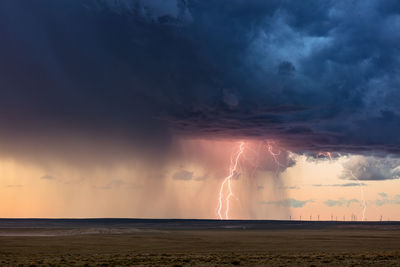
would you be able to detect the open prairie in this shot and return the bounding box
[1,219,400,266]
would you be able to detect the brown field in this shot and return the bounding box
[1,220,400,266]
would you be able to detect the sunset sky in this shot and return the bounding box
[1,0,400,220]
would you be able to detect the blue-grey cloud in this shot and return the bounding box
[341,156,400,181]
[1,0,400,166]
[323,198,359,207]
[375,195,400,206]
[346,199,360,207]
[378,192,388,198]
[260,198,313,208]
[313,183,366,187]
[324,199,343,207]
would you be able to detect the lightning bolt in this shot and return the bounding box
[217,142,245,220]
[266,140,285,172]
[320,152,367,221]
[350,170,367,221]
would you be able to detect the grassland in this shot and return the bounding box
[1,226,400,266]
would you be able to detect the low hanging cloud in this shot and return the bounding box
[378,192,388,198]
[172,170,194,181]
[375,194,400,206]
[41,175,56,180]
[172,169,207,182]
[94,179,132,190]
[260,198,314,208]
[5,184,24,188]
[280,186,299,190]
[323,198,359,207]
[194,174,208,181]
[341,156,400,181]
[312,183,367,187]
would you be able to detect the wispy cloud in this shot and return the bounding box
[346,199,360,207]
[280,186,299,190]
[260,198,314,208]
[375,194,400,206]
[172,170,208,182]
[323,198,359,207]
[172,170,193,181]
[41,175,55,180]
[94,179,137,190]
[194,174,208,181]
[313,183,366,187]
[5,184,23,188]
[378,192,388,198]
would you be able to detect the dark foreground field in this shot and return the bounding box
[1,219,400,266]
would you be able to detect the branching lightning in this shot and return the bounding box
[321,151,367,221]
[350,170,367,221]
[217,142,245,220]
[216,140,285,220]
[215,143,367,222]
[266,140,285,172]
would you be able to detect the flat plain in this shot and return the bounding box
[0,219,400,266]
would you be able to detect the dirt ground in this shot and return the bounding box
[1,228,400,266]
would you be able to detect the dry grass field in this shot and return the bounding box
[1,220,400,266]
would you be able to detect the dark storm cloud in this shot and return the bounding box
[253,145,296,172]
[305,152,342,161]
[1,0,400,162]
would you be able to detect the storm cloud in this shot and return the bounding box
[341,156,400,181]
[1,0,400,166]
